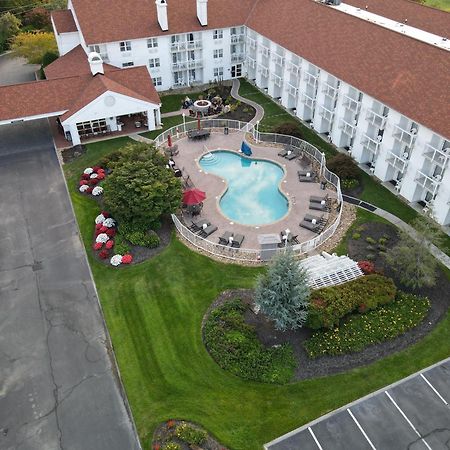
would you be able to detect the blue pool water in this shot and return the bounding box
[199,150,288,225]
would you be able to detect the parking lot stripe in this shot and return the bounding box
[420,373,449,405]
[308,427,324,450]
[384,391,432,450]
[347,408,377,450]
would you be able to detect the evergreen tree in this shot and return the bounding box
[254,250,310,331]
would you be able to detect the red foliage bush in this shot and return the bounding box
[105,240,114,249]
[95,223,102,230]
[81,173,90,180]
[106,228,116,237]
[100,226,108,233]
[93,242,103,250]
[122,254,133,264]
[93,166,102,172]
[79,180,88,186]
[89,178,99,185]
[99,249,110,259]
[97,173,106,180]
[87,187,94,193]
[101,211,110,218]
[358,260,375,274]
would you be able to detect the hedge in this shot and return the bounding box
[203,299,296,384]
[304,293,430,357]
[307,274,397,329]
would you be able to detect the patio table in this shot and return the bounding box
[187,129,210,140]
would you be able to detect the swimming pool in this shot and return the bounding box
[199,150,288,225]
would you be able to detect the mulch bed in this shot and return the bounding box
[220,103,256,122]
[152,419,228,450]
[203,221,449,381]
[61,144,87,164]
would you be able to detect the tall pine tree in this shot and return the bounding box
[254,250,310,331]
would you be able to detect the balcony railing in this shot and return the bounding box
[259,44,270,57]
[393,124,417,146]
[246,56,256,69]
[415,170,442,195]
[172,61,187,70]
[423,143,450,168]
[304,71,318,88]
[285,82,298,97]
[386,150,409,172]
[343,94,361,114]
[301,92,316,109]
[271,73,283,87]
[318,105,334,122]
[171,41,187,51]
[366,108,387,129]
[231,53,245,63]
[322,82,338,100]
[246,36,257,49]
[286,61,300,75]
[231,34,245,43]
[272,53,284,66]
[257,65,269,77]
[339,118,356,137]
[361,134,381,154]
[187,59,203,69]
[187,40,202,50]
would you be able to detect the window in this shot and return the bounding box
[171,35,181,44]
[122,61,134,67]
[120,41,131,52]
[89,44,108,61]
[189,69,196,82]
[153,77,162,87]
[213,29,223,40]
[214,67,223,77]
[149,58,160,68]
[147,38,158,48]
[213,49,223,59]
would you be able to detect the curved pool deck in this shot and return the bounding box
[170,130,338,250]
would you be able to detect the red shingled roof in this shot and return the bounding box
[45,45,116,80]
[246,0,450,138]
[344,0,450,38]
[52,9,78,34]
[0,66,160,123]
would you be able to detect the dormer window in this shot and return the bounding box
[120,41,131,52]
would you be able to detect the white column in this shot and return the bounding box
[155,108,161,126]
[66,123,81,145]
[147,109,156,130]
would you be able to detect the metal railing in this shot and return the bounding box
[153,121,342,263]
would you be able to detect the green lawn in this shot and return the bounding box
[160,91,203,114]
[421,0,450,11]
[64,142,450,450]
[139,115,196,140]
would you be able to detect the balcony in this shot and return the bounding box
[246,56,256,69]
[318,105,334,123]
[423,143,450,168]
[271,73,283,87]
[366,108,387,129]
[272,53,284,66]
[393,124,417,146]
[257,65,269,77]
[187,40,202,50]
[304,71,318,88]
[322,82,338,100]
[301,92,316,109]
[171,41,187,51]
[187,59,203,69]
[339,118,357,137]
[172,61,187,70]
[231,53,245,63]
[386,150,409,172]
[343,94,361,114]
[259,44,270,57]
[286,61,300,75]
[285,82,298,97]
[415,170,442,195]
[231,34,245,43]
[361,134,381,154]
[246,36,257,49]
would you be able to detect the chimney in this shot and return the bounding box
[197,0,208,26]
[88,52,104,76]
[156,0,168,31]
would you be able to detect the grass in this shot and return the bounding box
[63,142,450,450]
[160,91,203,114]
[139,115,196,140]
[420,0,450,11]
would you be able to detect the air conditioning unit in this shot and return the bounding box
[434,174,442,181]
[442,147,450,153]
[370,167,375,173]
[403,152,409,159]
[377,135,383,141]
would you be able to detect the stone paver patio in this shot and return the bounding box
[170,130,338,250]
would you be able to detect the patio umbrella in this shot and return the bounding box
[197,115,201,130]
[167,134,172,147]
[183,188,206,205]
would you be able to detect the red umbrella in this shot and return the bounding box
[183,188,206,205]
[167,134,172,147]
[197,114,201,130]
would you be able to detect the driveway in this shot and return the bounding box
[0,120,140,450]
[0,52,39,85]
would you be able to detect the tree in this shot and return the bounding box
[23,7,51,30]
[327,153,360,180]
[273,122,303,140]
[385,217,444,289]
[0,12,21,52]
[254,250,310,331]
[102,143,182,230]
[11,31,57,64]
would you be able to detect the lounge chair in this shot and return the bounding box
[218,231,233,245]
[304,213,324,223]
[190,219,210,232]
[231,234,245,248]
[198,224,218,238]
[278,148,288,157]
[300,220,321,232]
[285,152,297,161]
[310,194,328,204]
[298,169,314,177]
[298,173,316,182]
[309,202,329,212]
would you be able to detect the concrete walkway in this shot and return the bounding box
[231,78,265,124]
[344,195,450,270]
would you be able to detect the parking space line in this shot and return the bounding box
[347,408,377,450]
[308,427,324,450]
[384,391,432,450]
[420,373,449,405]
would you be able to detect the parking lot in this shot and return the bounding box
[265,358,450,450]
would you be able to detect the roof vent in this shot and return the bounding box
[155,0,168,31]
[197,0,208,26]
[88,52,104,76]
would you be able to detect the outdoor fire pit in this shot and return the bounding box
[193,99,211,115]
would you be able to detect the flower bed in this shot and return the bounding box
[203,299,296,384]
[304,293,430,357]
[79,166,106,196]
[307,274,397,329]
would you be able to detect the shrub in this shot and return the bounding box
[341,178,359,191]
[366,236,376,244]
[307,274,397,329]
[352,232,361,240]
[175,423,207,446]
[105,240,114,249]
[93,242,103,251]
[304,293,430,357]
[327,153,360,181]
[273,123,303,139]
[378,237,388,245]
[162,443,180,450]
[123,229,160,248]
[105,228,116,237]
[358,260,375,274]
[114,234,130,255]
[203,299,296,384]
[99,249,110,259]
[122,254,133,264]
[366,253,376,261]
